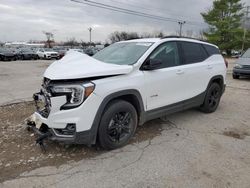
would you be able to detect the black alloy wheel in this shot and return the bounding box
[107,111,133,143]
[200,82,222,113]
[98,100,138,150]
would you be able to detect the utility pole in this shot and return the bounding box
[88,27,92,45]
[178,21,186,37]
[241,6,250,52]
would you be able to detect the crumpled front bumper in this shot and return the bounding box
[29,90,101,145]
[27,118,78,144]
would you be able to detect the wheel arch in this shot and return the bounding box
[89,89,145,145]
[207,75,225,92]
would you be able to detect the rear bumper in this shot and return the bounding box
[233,68,250,76]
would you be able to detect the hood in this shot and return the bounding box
[44,51,133,80]
[236,57,250,65]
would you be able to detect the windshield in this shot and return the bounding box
[93,42,153,65]
[242,49,250,58]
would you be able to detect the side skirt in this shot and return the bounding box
[144,92,206,122]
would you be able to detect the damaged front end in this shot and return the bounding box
[27,78,84,148]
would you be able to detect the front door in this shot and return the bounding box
[143,42,185,111]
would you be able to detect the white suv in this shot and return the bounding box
[36,49,59,60]
[29,37,227,149]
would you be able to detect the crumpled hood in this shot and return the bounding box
[44,51,133,80]
[236,57,250,65]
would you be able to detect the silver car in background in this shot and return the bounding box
[233,48,250,79]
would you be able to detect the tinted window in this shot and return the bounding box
[203,44,220,55]
[149,42,180,68]
[181,42,208,64]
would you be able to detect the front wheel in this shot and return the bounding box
[200,82,222,113]
[98,100,138,150]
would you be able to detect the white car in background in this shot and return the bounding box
[36,48,59,60]
[66,48,85,54]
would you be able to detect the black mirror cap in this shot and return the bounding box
[142,59,162,70]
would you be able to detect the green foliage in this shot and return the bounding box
[201,0,245,53]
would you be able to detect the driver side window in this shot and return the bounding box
[149,42,180,69]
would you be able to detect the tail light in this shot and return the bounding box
[224,58,228,68]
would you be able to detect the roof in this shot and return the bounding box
[120,37,217,48]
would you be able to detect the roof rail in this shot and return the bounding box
[161,35,180,39]
[161,35,207,42]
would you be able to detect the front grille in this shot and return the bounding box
[34,78,52,118]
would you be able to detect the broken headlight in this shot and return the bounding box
[50,82,95,109]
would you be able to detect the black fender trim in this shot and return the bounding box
[76,89,145,145]
[206,75,225,95]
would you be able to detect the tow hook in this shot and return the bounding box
[26,119,52,152]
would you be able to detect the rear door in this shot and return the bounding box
[178,41,210,99]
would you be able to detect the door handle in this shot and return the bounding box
[176,70,184,75]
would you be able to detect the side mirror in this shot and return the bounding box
[143,59,162,70]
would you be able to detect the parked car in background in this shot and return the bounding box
[66,48,85,55]
[84,48,97,56]
[17,49,39,60]
[53,48,68,59]
[0,48,17,61]
[231,50,242,58]
[36,48,59,60]
[233,48,250,79]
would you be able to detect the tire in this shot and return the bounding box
[199,82,222,113]
[98,100,138,150]
[232,74,239,79]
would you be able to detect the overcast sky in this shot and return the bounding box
[0,0,249,43]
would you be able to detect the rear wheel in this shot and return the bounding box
[232,74,239,79]
[200,82,222,113]
[98,100,138,150]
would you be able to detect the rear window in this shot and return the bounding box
[181,42,208,64]
[203,44,220,55]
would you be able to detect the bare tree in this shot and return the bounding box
[154,31,164,38]
[140,32,153,38]
[63,37,79,47]
[43,31,54,48]
[109,31,139,43]
[197,30,206,40]
[184,30,194,38]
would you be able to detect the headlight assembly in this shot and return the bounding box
[50,82,95,109]
[234,64,243,69]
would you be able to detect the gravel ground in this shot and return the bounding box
[0,102,162,182]
[1,58,250,187]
